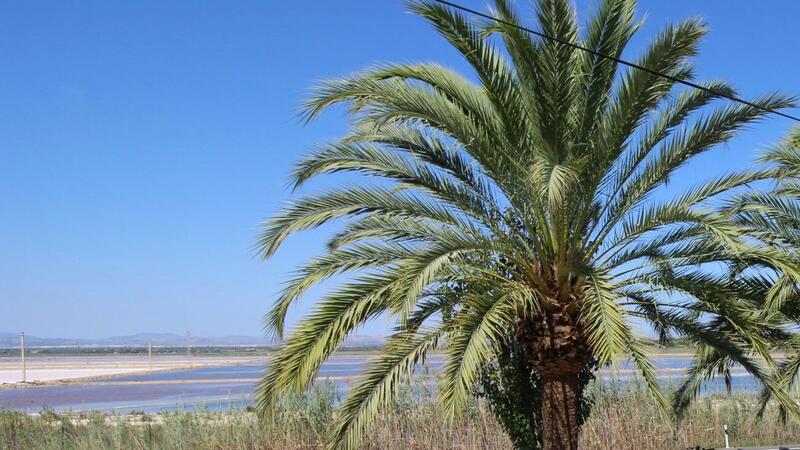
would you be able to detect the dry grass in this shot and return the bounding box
[582,383,800,449]
[2,382,799,449]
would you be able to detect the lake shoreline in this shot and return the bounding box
[0,351,785,388]
[0,355,266,388]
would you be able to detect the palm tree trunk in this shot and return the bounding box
[516,308,590,449]
[541,373,580,450]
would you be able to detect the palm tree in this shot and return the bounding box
[716,127,800,419]
[255,1,799,448]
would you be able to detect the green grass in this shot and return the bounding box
[2,381,799,449]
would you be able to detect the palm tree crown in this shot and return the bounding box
[256,1,798,448]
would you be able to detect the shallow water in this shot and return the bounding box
[0,355,762,414]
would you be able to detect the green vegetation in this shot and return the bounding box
[721,127,800,413]
[254,0,800,448]
[2,383,799,450]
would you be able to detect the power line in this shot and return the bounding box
[430,0,800,123]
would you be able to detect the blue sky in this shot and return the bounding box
[1,0,799,339]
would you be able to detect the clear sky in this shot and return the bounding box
[2,0,799,339]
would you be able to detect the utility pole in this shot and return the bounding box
[723,424,730,448]
[148,339,153,370]
[20,332,26,383]
[186,330,191,357]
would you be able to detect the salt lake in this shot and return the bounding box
[0,354,762,413]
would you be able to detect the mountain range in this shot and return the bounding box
[0,332,385,348]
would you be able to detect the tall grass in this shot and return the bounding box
[2,381,799,449]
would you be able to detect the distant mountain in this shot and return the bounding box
[341,335,386,348]
[92,333,275,347]
[0,332,274,348]
[0,332,385,348]
[0,334,87,347]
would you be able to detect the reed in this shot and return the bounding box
[1,381,798,449]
